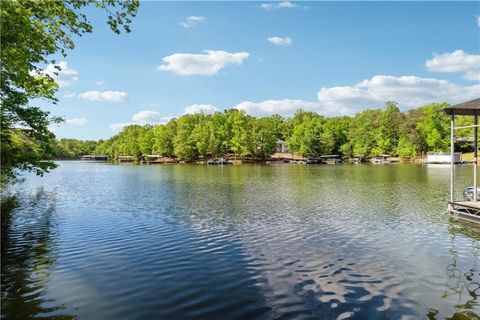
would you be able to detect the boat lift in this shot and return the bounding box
[443,98,480,223]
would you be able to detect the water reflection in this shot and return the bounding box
[2,163,480,319]
[1,190,75,319]
[427,221,480,320]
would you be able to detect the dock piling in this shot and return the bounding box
[450,115,454,202]
[474,113,478,202]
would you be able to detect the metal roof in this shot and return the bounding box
[442,98,480,116]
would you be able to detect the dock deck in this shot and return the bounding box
[448,201,480,223]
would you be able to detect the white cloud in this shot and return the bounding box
[425,50,480,81]
[260,1,297,10]
[78,90,127,102]
[464,70,480,82]
[182,16,206,28]
[110,111,172,132]
[63,91,76,98]
[65,118,87,125]
[110,106,220,132]
[318,75,480,114]
[278,1,297,8]
[109,122,133,131]
[113,70,479,128]
[234,99,319,117]
[260,3,275,10]
[267,36,292,46]
[35,61,79,87]
[158,50,250,76]
[233,75,480,117]
[184,104,219,114]
[477,15,480,27]
[131,111,171,124]
[105,73,479,128]
[95,80,104,86]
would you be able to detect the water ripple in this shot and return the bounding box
[2,162,480,319]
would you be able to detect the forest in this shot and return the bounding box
[49,101,474,161]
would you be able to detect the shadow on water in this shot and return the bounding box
[427,220,480,320]
[1,191,75,319]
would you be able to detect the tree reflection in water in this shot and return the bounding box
[1,190,75,319]
[427,221,480,320]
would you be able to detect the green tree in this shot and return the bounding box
[373,102,403,155]
[118,125,144,158]
[226,109,253,158]
[1,0,139,184]
[288,116,333,157]
[346,109,382,157]
[152,120,177,156]
[396,135,418,158]
[416,103,450,152]
[291,109,318,127]
[83,102,459,162]
[174,115,199,160]
[190,114,212,159]
[324,116,351,155]
[252,117,279,158]
[50,138,98,159]
[138,125,154,156]
[208,112,230,156]
[398,108,424,156]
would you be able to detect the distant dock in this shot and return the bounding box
[81,155,108,161]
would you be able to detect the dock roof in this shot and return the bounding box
[442,98,480,116]
[320,155,340,158]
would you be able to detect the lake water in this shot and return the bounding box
[2,161,480,319]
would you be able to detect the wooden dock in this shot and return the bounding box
[142,155,177,164]
[81,155,108,161]
[442,99,480,225]
[320,155,342,164]
[118,156,135,163]
[449,201,480,224]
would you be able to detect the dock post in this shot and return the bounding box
[450,115,455,202]
[475,113,478,202]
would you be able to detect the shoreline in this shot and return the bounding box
[51,158,466,165]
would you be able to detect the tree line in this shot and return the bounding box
[50,101,474,161]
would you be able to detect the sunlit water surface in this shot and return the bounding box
[2,162,480,319]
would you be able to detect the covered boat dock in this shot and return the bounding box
[320,155,342,164]
[81,155,108,161]
[444,98,480,223]
[118,155,136,163]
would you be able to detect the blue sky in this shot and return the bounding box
[41,1,480,140]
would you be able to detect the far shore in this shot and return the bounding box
[51,153,476,165]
